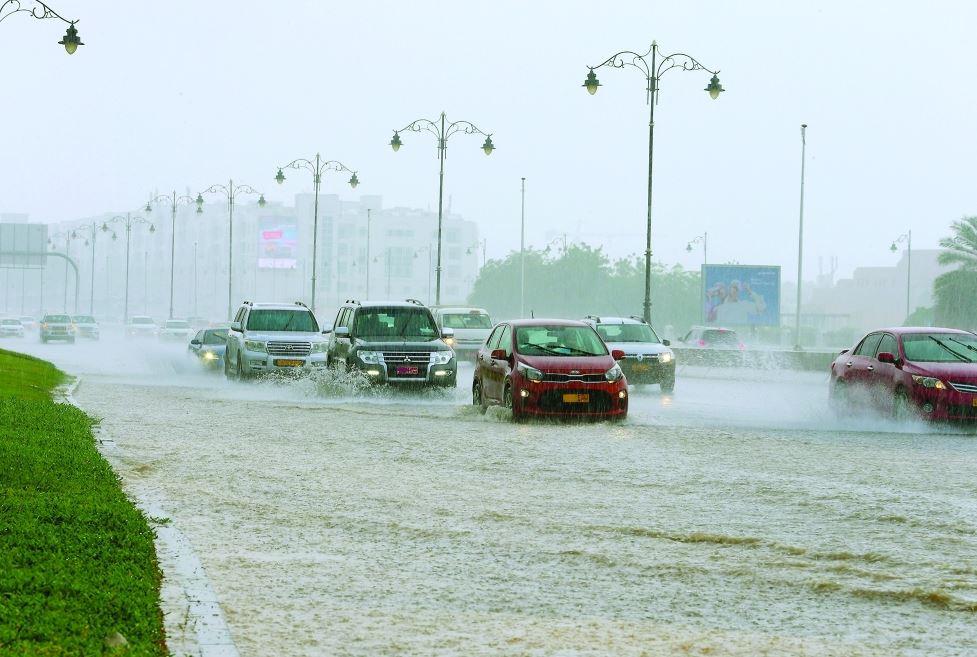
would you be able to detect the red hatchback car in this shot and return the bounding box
[473,319,628,420]
[829,327,977,421]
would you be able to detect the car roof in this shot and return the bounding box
[585,316,644,325]
[873,326,975,336]
[347,300,429,309]
[690,325,737,332]
[246,302,311,310]
[507,318,591,328]
[434,306,488,313]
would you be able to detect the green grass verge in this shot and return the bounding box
[0,349,167,655]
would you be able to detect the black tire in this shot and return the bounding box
[237,357,247,381]
[660,377,675,393]
[504,384,520,421]
[473,378,487,414]
[893,388,913,422]
[224,350,235,380]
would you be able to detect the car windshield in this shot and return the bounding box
[43,315,70,323]
[203,329,227,345]
[246,309,318,332]
[515,325,608,357]
[704,329,739,345]
[1,319,21,325]
[902,333,977,363]
[441,312,492,330]
[72,315,95,323]
[595,323,661,343]
[165,320,190,329]
[353,308,439,339]
[131,317,154,325]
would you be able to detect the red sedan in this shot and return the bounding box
[829,327,977,421]
[473,319,628,420]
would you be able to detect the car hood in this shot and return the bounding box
[517,354,615,374]
[246,331,327,342]
[605,341,670,356]
[905,361,977,381]
[450,328,492,343]
[352,338,449,352]
[199,344,227,355]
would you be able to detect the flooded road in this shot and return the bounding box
[14,336,977,656]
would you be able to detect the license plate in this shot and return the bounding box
[396,366,419,376]
[562,393,590,403]
[274,359,304,367]
[971,398,977,408]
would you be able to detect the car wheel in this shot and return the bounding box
[504,384,520,420]
[829,380,850,415]
[237,357,247,381]
[224,351,235,380]
[473,378,487,414]
[893,388,913,422]
[660,377,675,393]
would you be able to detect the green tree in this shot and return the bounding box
[934,216,977,328]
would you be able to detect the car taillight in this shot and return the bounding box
[738,343,745,350]
[697,339,706,347]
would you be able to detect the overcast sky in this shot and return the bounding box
[3,0,975,282]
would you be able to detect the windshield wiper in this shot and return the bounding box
[927,336,972,362]
[946,336,977,358]
[522,343,564,356]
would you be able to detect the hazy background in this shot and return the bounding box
[3,0,975,282]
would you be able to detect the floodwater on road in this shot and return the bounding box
[13,335,977,656]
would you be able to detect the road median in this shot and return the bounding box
[0,348,167,655]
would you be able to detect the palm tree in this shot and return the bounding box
[938,216,977,269]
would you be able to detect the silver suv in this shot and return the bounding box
[583,315,676,392]
[224,301,329,379]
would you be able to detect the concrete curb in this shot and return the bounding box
[64,377,239,657]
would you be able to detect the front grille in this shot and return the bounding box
[946,405,977,419]
[538,390,613,413]
[267,341,311,357]
[382,351,432,364]
[949,381,977,394]
[542,372,606,383]
[623,353,660,362]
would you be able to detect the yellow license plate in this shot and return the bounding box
[971,398,977,408]
[562,393,590,403]
[274,359,304,367]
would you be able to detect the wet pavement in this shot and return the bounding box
[11,334,977,656]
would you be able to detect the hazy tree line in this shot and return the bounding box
[933,216,977,328]
[467,244,700,333]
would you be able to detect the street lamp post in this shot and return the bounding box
[583,41,723,323]
[274,154,359,312]
[466,239,487,267]
[414,244,434,304]
[70,222,100,314]
[47,231,70,312]
[891,231,912,321]
[795,124,808,349]
[102,212,155,324]
[520,177,526,318]
[146,191,196,319]
[196,180,265,320]
[365,208,372,299]
[0,1,83,53]
[389,112,496,305]
[686,232,707,265]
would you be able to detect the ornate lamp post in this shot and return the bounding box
[274,154,359,312]
[686,232,707,265]
[389,112,495,304]
[145,191,197,319]
[466,239,487,268]
[583,41,723,323]
[101,213,155,324]
[47,230,71,311]
[70,222,101,314]
[0,1,82,53]
[196,181,265,320]
[891,231,912,321]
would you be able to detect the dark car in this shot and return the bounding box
[327,299,456,386]
[829,327,977,422]
[473,319,628,420]
[188,328,228,369]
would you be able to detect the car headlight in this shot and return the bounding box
[202,351,218,360]
[244,340,267,353]
[912,375,946,389]
[605,363,624,382]
[358,351,382,364]
[443,337,455,346]
[516,362,544,382]
[659,351,673,364]
[431,350,454,365]
[311,342,329,353]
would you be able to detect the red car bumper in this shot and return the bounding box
[512,378,628,419]
[910,387,977,421]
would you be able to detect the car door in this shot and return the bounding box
[478,325,503,402]
[190,330,203,355]
[486,324,512,401]
[871,333,900,411]
[843,332,882,396]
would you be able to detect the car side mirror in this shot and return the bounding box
[334,326,350,338]
[190,339,201,345]
[321,328,332,335]
[441,327,455,339]
[611,349,625,361]
[662,339,671,347]
[877,351,897,364]
[229,321,242,332]
[490,348,506,360]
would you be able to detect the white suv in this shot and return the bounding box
[224,301,329,379]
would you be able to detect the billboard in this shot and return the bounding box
[258,216,298,269]
[0,223,48,269]
[701,264,781,326]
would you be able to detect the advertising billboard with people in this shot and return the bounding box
[701,264,780,326]
[257,216,298,269]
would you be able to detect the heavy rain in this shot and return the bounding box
[2,2,976,657]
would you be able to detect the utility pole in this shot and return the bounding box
[794,124,807,350]
[520,177,526,318]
